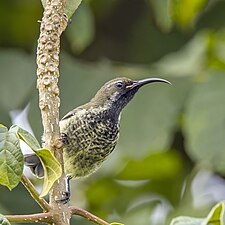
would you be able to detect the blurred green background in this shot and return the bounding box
[1,0,225,224]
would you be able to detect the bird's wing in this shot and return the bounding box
[61,104,87,121]
[61,109,77,120]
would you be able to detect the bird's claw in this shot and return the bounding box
[56,191,70,204]
[56,175,72,204]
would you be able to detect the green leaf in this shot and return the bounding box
[148,0,172,32]
[110,223,124,225]
[35,148,62,197]
[0,214,11,225]
[170,0,208,29]
[184,74,225,175]
[170,217,203,225]
[11,125,62,196]
[0,125,23,190]
[170,202,225,225]
[0,50,35,112]
[66,2,95,53]
[206,30,225,70]
[65,0,83,19]
[10,125,40,151]
[41,0,82,19]
[156,33,207,77]
[117,151,182,180]
[204,202,225,225]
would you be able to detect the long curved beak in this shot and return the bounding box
[127,78,171,90]
[137,78,171,86]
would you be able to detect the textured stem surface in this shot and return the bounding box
[70,206,110,225]
[6,212,53,224]
[36,0,69,224]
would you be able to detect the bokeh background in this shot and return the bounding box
[1,0,225,224]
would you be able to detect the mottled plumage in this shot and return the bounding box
[60,106,119,178]
[24,77,170,201]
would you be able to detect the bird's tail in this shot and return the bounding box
[24,154,44,178]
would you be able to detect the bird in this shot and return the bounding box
[24,77,171,202]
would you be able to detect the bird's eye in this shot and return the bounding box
[115,81,124,89]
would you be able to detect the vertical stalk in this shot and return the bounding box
[36,0,70,224]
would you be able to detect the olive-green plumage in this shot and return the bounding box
[25,77,170,180]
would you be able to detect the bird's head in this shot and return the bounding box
[90,77,171,117]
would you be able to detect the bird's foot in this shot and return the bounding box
[55,175,72,204]
[56,191,70,204]
[61,133,69,145]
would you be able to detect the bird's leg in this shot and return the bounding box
[55,133,71,203]
[56,175,72,204]
[61,133,69,145]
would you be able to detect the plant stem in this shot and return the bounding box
[21,175,50,212]
[70,206,110,225]
[5,212,53,224]
[36,0,69,224]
